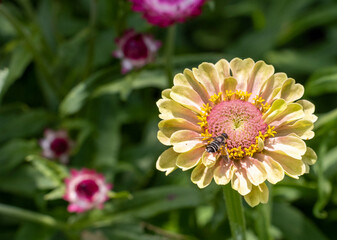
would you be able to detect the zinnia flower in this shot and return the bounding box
[40,129,74,164]
[113,29,161,74]
[130,0,206,27]
[156,58,317,207]
[63,169,112,213]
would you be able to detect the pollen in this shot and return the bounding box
[197,91,277,160]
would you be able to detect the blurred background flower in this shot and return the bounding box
[113,29,161,73]
[129,0,207,27]
[63,169,112,213]
[39,129,74,164]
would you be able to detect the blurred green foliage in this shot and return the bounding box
[0,0,337,239]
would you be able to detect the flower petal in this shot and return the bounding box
[264,135,306,159]
[247,61,275,101]
[202,151,219,167]
[193,62,220,97]
[279,78,304,103]
[157,99,199,123]
[259,73,287,105]
[170,130,204,153]
[297,100,318,122]
[191,163,215,188]
[174,69,210,103]
[231,165,252,195]
[214,157,235,185]
[215,59,230,79]
[263,99,287,124]
[162,89,172,99]
[222,77,238,93]
[157,118,201,145]
[302,147,317,173]
[176,147,204,170]
[270,103,304,128]
[156,147,178,175]
[244,183,269,207]
[170,85,204,113]
[243,156,268,186]
[255,153,284,184]
[276,120,314,140]
[230,58,255,91]
[264,150,306,178]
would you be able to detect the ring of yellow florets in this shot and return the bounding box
[197,90,276,160]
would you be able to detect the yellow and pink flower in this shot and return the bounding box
[156,58,317,207]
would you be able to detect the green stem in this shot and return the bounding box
[0,203,67,231]
[165,25,176,86]
[256,203,273,240]
[223,185,246,240]
[83,0,97,79]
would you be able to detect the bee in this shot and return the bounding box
[205,133,228,153]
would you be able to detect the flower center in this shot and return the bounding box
[50,138,69,156]
[76,179,99,200]
[123,34,148,59]
[198,91,276,159]
[207,99,267,149]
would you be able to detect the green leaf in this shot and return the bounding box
[59,66,117,116]
[0,106,51,142]
[306,67,337,96]
[26,155,69,188]
[15,223,55,240]
[0,44,32,103]
[0,139,38,174]
[93,70,167,100]
[272,202,329,240]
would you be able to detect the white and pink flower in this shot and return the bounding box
[130,0,206,27]
[113,29,161,74]
[39,129,74,164]
[63,169,112,213]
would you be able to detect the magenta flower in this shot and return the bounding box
[130,0,206,27]
[63,169,112,213]
[39,129,74,164]
[113,29,161,74]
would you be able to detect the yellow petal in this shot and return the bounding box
[247,61,275,101]
[244,183,269,207]
[222,77,238,93]
[157,118,201,145]
[269,103,304,127]
[255,153,285,184]
[214,157,235,185]
[170,85,204,113]
[156,147,179,175]
[279,78,304,103]
[297,100,318,122]
[302,147,317,173]
[157,130,170,146]
[170,130,204,153]
[174,69,210,103]
[215,59,230,80]
[264,135,306,159]
[193,63,221,97]
[176,147,204,170]
[276,120,314,140]
[162,89,172,99]
[260,73,288,105]
[202,151,219,168]
[263,99,287,124]
[191,163,215,188]
[243,156,268,186]
[231,165,252,195]
[157,99,199,123]
[265,150,306,178]
[230,58,255,91]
